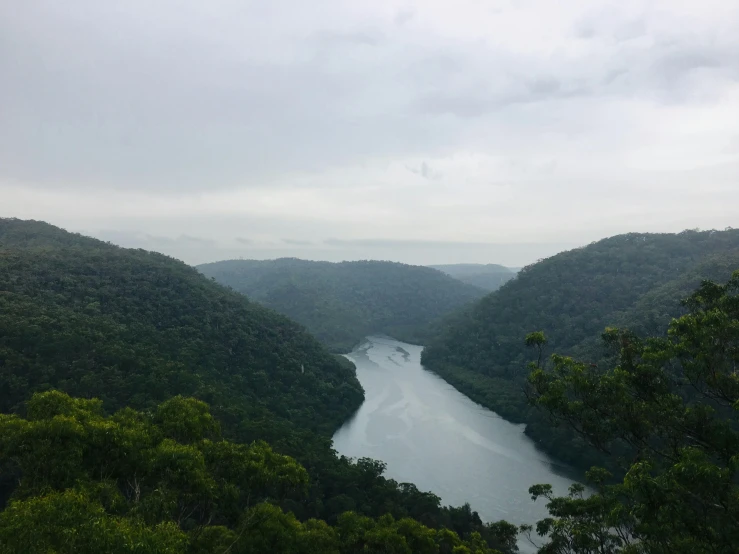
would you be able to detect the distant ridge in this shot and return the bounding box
[198,258,486,352]
[429,263,516,291]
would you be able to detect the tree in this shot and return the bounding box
[0,219,498,535]
[0,391,508,554]
[0,489,187,554]
[423,229,739,470]
[524,272,739,553]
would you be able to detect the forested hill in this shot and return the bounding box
[0,218,363,435]
[429,264,516,292]
[198,258,486,352]
[0,219,508,545]
[422,229,739,469]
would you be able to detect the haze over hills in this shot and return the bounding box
[429,264,516,292]
[198,258,487,352]
[422,228,739,469]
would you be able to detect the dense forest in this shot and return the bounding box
[0,219,513,552]
[429,264,516,292]
[3,217,738,552]
[5,219,739,554]
[198,258,485,352]
[518,272,739,553]
[0,390,515,553]
[422,229,739,470]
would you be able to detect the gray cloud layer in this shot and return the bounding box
[2,1,738,265]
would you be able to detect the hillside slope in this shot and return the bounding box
[198,258,486,352]
[0,219,363,436]
[0,219,499,535]
[429,263,516,292]
[422,229,739,469]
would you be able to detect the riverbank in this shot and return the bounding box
[333,336,582,552]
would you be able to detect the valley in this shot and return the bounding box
[333,336,580,553]
[4,4,738,551]
[198,258,486,352]
[2,219,738,553]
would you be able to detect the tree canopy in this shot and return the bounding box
[198,258,486,352]
[422,229,739,469]
[0,390,514,554]
[0,219,363,434]
[8,218,739,553]
[0,218,507,546]
[521,271,739,553]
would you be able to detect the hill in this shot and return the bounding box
[0,218,502,538]
[0,219,362,434]
[421,229,739,469]
[429,264,516,292]
[198,258,486,352]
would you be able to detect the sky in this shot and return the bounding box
[2,0,738,266]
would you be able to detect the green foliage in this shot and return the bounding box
[0,392,505,554]
[26,389,104,420]
[154,396,221,444]
[429,264,516,292]
[523,272,739,553]
[0,219,505,546]
[198,258,486,353]
[423,230,739,469]
[0,219,363,438]
[0,489,187,554]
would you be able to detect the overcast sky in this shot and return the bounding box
[2,0,738,266]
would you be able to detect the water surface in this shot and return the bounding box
[333,337,580,550]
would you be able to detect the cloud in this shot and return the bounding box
[94,231,216,249]
[311,29,383,47]
[179,235,215,245]
[406,161,442,180]
[1,0,738,266]
[573,8,647,42]
[322,238,523,249]
[282,238,313,246]
[394,9,415,26]
[3,0,734,192]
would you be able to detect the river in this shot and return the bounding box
[332,336,580,552]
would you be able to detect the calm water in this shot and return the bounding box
[332,336,580,552]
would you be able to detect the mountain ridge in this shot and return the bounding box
[0,218,501,536]
[198,257,486,352]
[422,228,739,469]
[429,263,516,292]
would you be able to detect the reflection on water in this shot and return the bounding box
[332,336,581,552]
